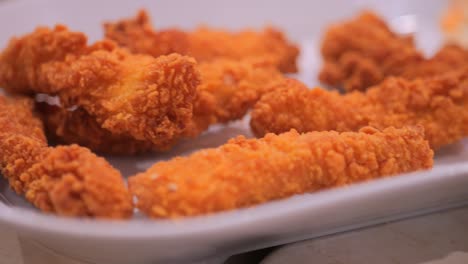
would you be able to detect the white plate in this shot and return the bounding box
[1,0,467,263]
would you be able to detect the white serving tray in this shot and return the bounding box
[1,0,467,263]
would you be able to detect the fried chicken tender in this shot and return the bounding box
[0,25,200,148]
[319,11,468,91]
[129,126,433,218]
[104,10,299,73]
[399,44,468,79]
[39,104,159,155]
[0,97,47,191]
[319,11,423,91]
[38,58,285,153]
[251,73,468,149]
[187,58,285,135]
[0,96,132,218]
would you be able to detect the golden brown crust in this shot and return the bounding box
[198,59,284,122]
[39,104,163,155]
[0,96,48,192]
[319,11,423,91]
[399,44,468,79]
[104,10,299,73]
[39,58,286,153]
[185,58,286,136]
[0,20,288,154]
[0,25,88,94]
[0,95,132,218]
[319,11,468,91]
[251,73,468,149]
[25,145,132,218]
[0,25,201,148]
[129,127,433,218]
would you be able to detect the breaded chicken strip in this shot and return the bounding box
[319,11,468,91]
[129,126,433,218]
[399,44,468,79]
[0,97,47,192]
[187,58,285,135]
[0,96,132,218]
[0,25,200,148]
[104,10,299,73]
[251,73,468,149]
[319,11,423,91]
[39,104,159,155]
[39,58,285,153]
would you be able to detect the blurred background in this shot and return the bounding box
[0,0,447,87]
[0,0,445,46]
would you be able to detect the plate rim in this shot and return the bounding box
[0,163,467,239]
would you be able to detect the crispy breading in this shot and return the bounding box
[39,104,161,155]
[104,10,299,73]
[187,58,285,135]
[0,96,47,192]
[0,25,283,154]
[0,96,132,218]
[39,58,285,153]
[198,59,284,122]
[399,44,468,79]
[24,145,132,218]
[129,126,433,218]
[0,25,200,148]
[319,11,423,91]
[319,11,468,91]
[251,73,468,149]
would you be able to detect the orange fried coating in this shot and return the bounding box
[187,58,285,135]
[399,44,468,79]
[104,10,299,73]
[319,11,423,91]
[39,104,159,155]
[39,58,285,153]
[129,126,433,218]
[0,25,200,148]
[319,11,468,91]
[0,96,132,218]
[0,97,48,192]
[251,73,468,149]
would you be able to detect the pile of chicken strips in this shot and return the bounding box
[3,9,468,219]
